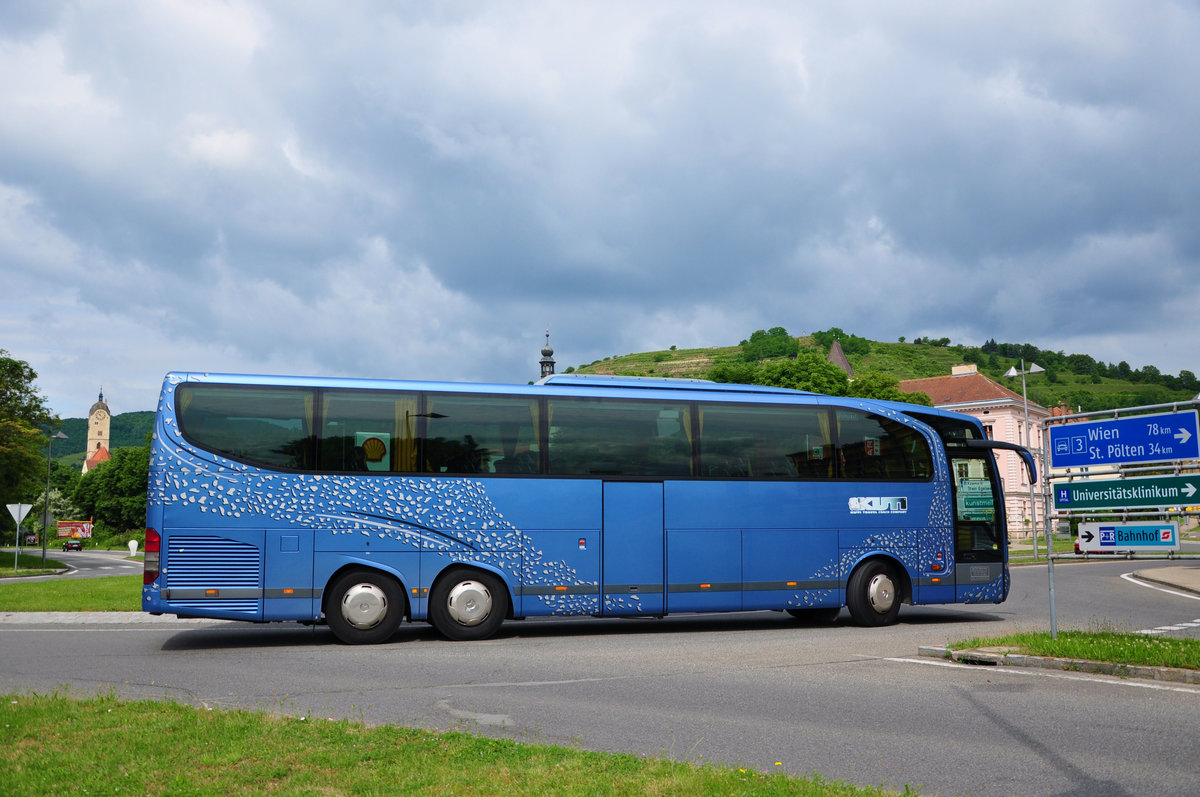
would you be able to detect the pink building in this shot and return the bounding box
[900,364,1047,538]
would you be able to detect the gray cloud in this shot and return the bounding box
[1,1,1197,418]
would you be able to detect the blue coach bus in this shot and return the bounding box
[143,372,1035,643]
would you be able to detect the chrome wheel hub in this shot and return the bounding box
[446,580,493,627]
[341,583,388,630]
[867,573,896,614]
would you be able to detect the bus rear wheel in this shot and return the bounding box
[326,569,405,644]
[430,568,508,641]
[846,561,902,627]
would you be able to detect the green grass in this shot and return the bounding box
[1,552,67,578]
[0,574,141,611]
[0,693,901,796]
[951,630,1200,670]
[1008,536,1081,562]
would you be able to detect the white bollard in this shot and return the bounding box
[127,539,139,556]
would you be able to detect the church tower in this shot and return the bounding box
[539,327,556,379]
[82,389,112,474]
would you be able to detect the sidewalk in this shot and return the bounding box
[1133,565,1200,597]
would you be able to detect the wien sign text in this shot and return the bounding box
[1048,411,1200,469]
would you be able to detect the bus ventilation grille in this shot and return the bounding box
[166,535,262,589]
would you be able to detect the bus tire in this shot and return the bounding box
[846,560,901,627]
[326,569,405,644]
[786,607,841,624]
[430,568,508,641]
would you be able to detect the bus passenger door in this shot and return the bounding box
[601,482,665,615]
[949,453,1008,601]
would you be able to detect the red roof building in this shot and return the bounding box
[82,446,111,474]
[900,364,1047,536]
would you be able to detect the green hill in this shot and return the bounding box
[56,411,154,459]
[573,332,1198,413]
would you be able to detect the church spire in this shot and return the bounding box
[539,326,556,379]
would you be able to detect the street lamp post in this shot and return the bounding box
[43,430,68,566]
[1004,360,1044,557]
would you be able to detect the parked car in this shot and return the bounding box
[62,539,83,551]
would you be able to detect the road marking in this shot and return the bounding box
[880,656,1200,694]
[1120,572,1200,601]
[1120,572,1200,633]
[1138,620,1200,635]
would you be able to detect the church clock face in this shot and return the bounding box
[94,410,108,421]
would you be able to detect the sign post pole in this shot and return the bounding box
[7,503,33,571]
[43,431,67,567]
[1045,403,1200,640]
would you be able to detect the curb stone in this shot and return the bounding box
[0,612,225,625]
[918,644,1200,685]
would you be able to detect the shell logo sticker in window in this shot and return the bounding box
[848,496,908,514]
[355,432,391,471]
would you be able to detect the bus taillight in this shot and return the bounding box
[144,528,160,585]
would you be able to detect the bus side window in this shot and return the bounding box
[699,404,832,479]
[422,395,541,475]
[836,411,932,481]
[178,385,315,471]
[546,397,691,477]
[320,390,416,473]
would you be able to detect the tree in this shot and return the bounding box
[739,327,799,362]
[707,362,758,384]
[711,351,850,395]
[72,438,151,537]
[755,354,850,394]
[0,351,55,429]
[0,350,58,537]
[848,372,932,405]
[812,328,870,357]
[0,416,43,507]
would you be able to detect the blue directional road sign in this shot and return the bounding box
[1054,475,1199,511]
[1076,521,1179,553]
[1048,411,1200,468]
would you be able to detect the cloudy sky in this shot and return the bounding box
[3,1,1198,419]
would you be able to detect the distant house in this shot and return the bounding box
[899,364,1047,538]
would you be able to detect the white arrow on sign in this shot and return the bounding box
[1176,428,1193,445]
[1184,483,1198,499]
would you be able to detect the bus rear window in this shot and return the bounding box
[177,384,315,470]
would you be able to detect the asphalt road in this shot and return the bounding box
[3,547,143,580]
[2,560,1199,795]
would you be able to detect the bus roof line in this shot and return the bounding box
[537,373,817,396]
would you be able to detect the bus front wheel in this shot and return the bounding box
[429,568,508,641]
[846,561,902,627]
[326,569,405,644]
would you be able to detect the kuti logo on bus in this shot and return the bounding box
[847,496,909,514]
